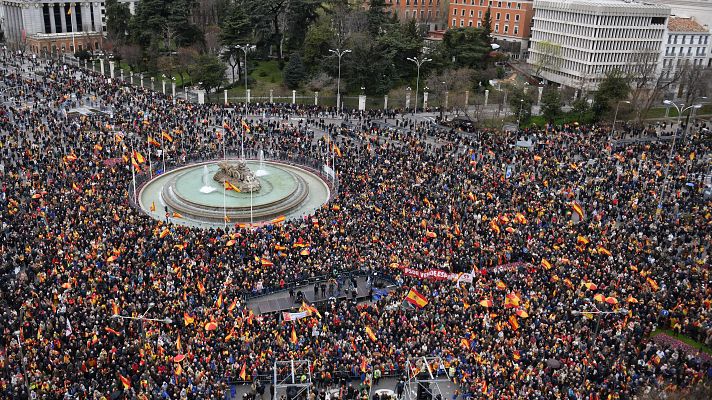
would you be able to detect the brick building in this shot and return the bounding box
[384,0,449,31]
[448,0,535,59]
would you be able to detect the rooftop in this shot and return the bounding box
[535,0,672,11]
[667,16,709,31]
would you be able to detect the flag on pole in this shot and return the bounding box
[365,326,377,342]
[241,119,251,133]
[65,317,73,336]
[162,131,174,142]
[290,326,298,344]
[405,287,429,308]
[119,374,131,389]
[571,201,585,220]
[239,362,247,380]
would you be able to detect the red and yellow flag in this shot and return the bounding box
[571,201,584,220]
[541,258,553,270]
[183,312,195,326]
[365,326,377,342]
[508,315,519,331]
[162,131,174,142]
[224,180,241,192]
[147,136,160,147]
[290,326,298,344]
[240,362,248,380]
[216,292,223,308]
[241,119,251,133]
[405,287,429,309]
[119,374,131,389]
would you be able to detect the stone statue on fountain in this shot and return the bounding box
[213,160,262,192]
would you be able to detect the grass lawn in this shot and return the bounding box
[228,60,287,97]
[651,328,712,356]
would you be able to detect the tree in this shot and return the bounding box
[425,68,475,116]
[442,28,491,70]
[531,40,561,80]
[508,85,534,124]
[220,3,251,45]
[482,6,492,41]
[593,69,630,117]
[283,53,306,89]
[130,0,201,51]
[116,44,142,71]
[303,19,335,72]
[176,46,199,85]
[190,54,226,94]
[105,0,131,44]
[368,0,390,37]
[540,88,562,122]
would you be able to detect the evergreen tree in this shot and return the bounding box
[105,0,131,43]
[368,0,390,36]
[283,53,306,89]
[482,6,493,42]
[541,88,562,123]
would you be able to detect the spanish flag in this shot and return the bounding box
[176,335,182,351]
[646,277,659,291]
[225,328,236,342]
[197,281,205,294]
[260,258,274,267]
[365,326,377,342]
[597,245,612,256]
[508,315,519,331]
[65,153,78,162]
[513,350,521,361]
[241,119,251,133]
[172,212,183,218]
[159,228,170,239]
[541,258,553,270]
[300,301,321,318]
[405,287,429,309]
[119,374,131,389]
[227,299,237,312]
[216,292,223,308]
[162,131,174,142]
[290,326,298,344]
[112,302,119,316]
[571,201,585,220]
[183,312,195,326]
[239,362,247,380]
[150,201,156,212]
[224,180,241,192]
[133,150,145,164]
[504,293,520,308]
[131,156,141,172]
[148,136,161,147]
[360,356,368,373]
[577,235,590,246]
[489,219,501,235]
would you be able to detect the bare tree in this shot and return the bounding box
[117,44,142,71]
[176,46,200,86]
[530,40,562,81]
[426,68,476,117]
[626,50,685,125]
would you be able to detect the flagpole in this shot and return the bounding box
[223,127,227,230]
[147,137,153,179]
[131,142,137,203]
[250,189,253,227]
[161,132,166,173]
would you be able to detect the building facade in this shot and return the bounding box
[448,0,534,59]
[384,0,448,30]
[660,16,711,96]
[528,0,671,90]
[1,1,105,54]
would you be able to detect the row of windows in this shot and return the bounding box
[532,31,660,53]
[535,9,661,28]
[452,8,521,22]
[665,46,708,56]
[534,21,664,40]
[662,58,707,69]
[667,34,709,45]
[391,0,440,5]
[405,9,439,19]
[451,0,524,9]
[451,18,521,34]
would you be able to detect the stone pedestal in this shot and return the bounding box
[423,92,429,110]
[405,91,411,110]
[384,95,388,110]
[314,91,319,106]
[292,90,296,104]
[358,95,366,111]
[247,89,251,103]
[109,61,115,78]
[269,90,274,103]
[197,89,206,105]
[99,58,105,75]
[484,90,489,106]
[224,90,228,105]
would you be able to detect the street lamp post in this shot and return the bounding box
[658,99,703,215]
[329,48,351,113]
[235,44,256,96]
[612,100,630,141]
[517,99,524,130]
[406,56,432,113]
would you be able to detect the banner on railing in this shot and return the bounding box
[282,311,309,321]
[400,266,473,284]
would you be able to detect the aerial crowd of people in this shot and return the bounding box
[0,54,710,400]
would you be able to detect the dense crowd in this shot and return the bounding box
[0,54,711,400]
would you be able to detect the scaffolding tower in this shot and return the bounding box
[403,356,451,400]
[273,359,312,400]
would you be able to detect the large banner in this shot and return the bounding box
[401,266,473,283]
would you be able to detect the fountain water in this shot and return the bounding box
[254,149,269,177]
[199,165,217,193]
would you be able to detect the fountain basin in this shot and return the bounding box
[138,160,330,228]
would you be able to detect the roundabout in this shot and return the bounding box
[138,159,331,228]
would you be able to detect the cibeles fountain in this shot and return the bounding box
[138,157,331,229]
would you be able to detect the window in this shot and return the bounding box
[460,19,465,27]
[515,14,519,22]
[479,11,482,18]
[504,25,509,33]
[470,10,474,17]
[477,21,482,27]
[452,18,456,26]
[495,23,499,32]
[462,9,465,16]
[496,12,501,20]
[469,20,473,27]
[453,8,457,15]
[514,26,518,35]
[505,13,509,21]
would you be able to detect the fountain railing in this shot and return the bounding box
[127,149,339,215]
